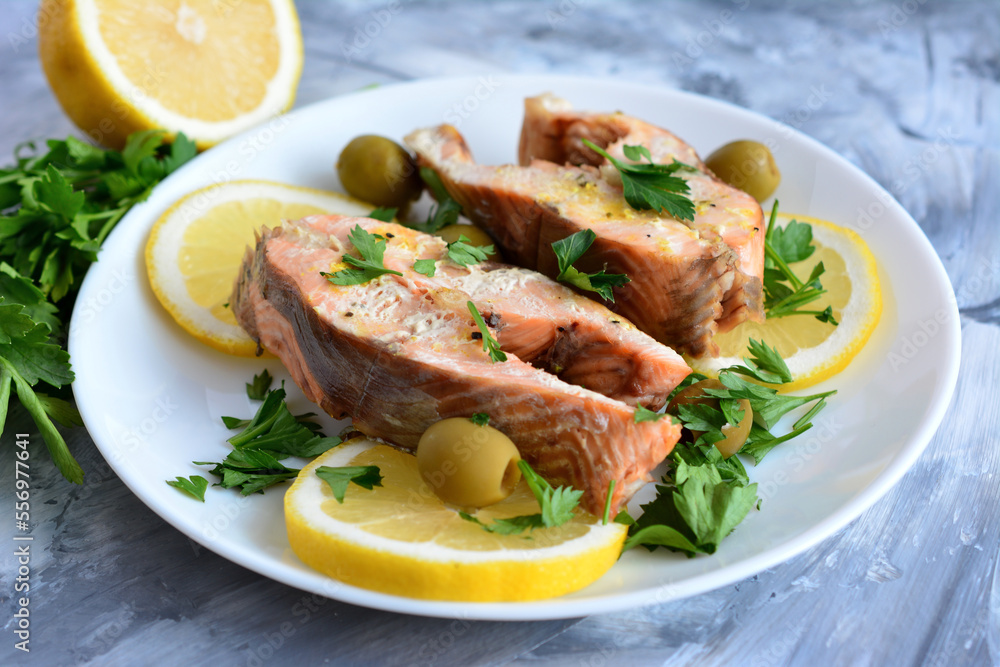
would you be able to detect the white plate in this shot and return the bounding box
[69,75,961,620]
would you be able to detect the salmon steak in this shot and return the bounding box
[406,95,766,358]
[231,214,687,515]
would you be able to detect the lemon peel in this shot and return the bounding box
[285,438,627,602]
[145,179,374,357]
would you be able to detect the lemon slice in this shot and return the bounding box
[145,180,374,356]
[692,213,882,391]
[39,0,303,149]
[285,438,628,602]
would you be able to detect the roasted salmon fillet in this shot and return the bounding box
[232,214,686,515]
[406,96,765,357]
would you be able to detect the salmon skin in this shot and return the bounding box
[232,214,685,515]
[406,95,765,358]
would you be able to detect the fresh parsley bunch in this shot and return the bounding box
[0,130,196,483]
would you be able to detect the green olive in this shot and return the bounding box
[716,397,752,458]
[667,379,753,458]
[436,224,503,261]
[336,135,423,208]
[417,417,522,508]
[704,140,781,202]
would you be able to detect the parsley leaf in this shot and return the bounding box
[412,258,437,277]
[625,447,758,556]
[467,301,506,363]
[315,465,383,503]
[367,207,397,222]
[225,385,342,459]
[461,460,583,535]
[398,168,462,234]
[0,297,81,483]
[198,449,300,496]
[322,225,403,286]
[446,235,493,266]
[634,404,668,423]
[552,229,630,302]
[246,369,273,400]
[167,475,209,502]
[583,139,696,222]
[470,413,489,426]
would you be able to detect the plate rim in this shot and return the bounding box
[69,73,962,620]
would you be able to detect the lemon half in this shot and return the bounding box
[693,213,882,390]
[285,439,628,602]
[40,0,303,149]
[145,179,374,356]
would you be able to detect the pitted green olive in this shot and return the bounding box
[436,224,503,261]
[667,379,753,458]
[716,397,752,458]
[336,135,423,208]
[417,417,521,508]
[704,140,781,202]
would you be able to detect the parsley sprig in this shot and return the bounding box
[1,131,196,484]
[446,235,493,266]
[461,460,583,535]
[582,139,696,222]
[322,225,403,286]
[467,301,506,363]
[763,201,838,324]
[552,229,630,302]
[178,377,342,497]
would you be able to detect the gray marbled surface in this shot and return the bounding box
[1,1,998,665]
